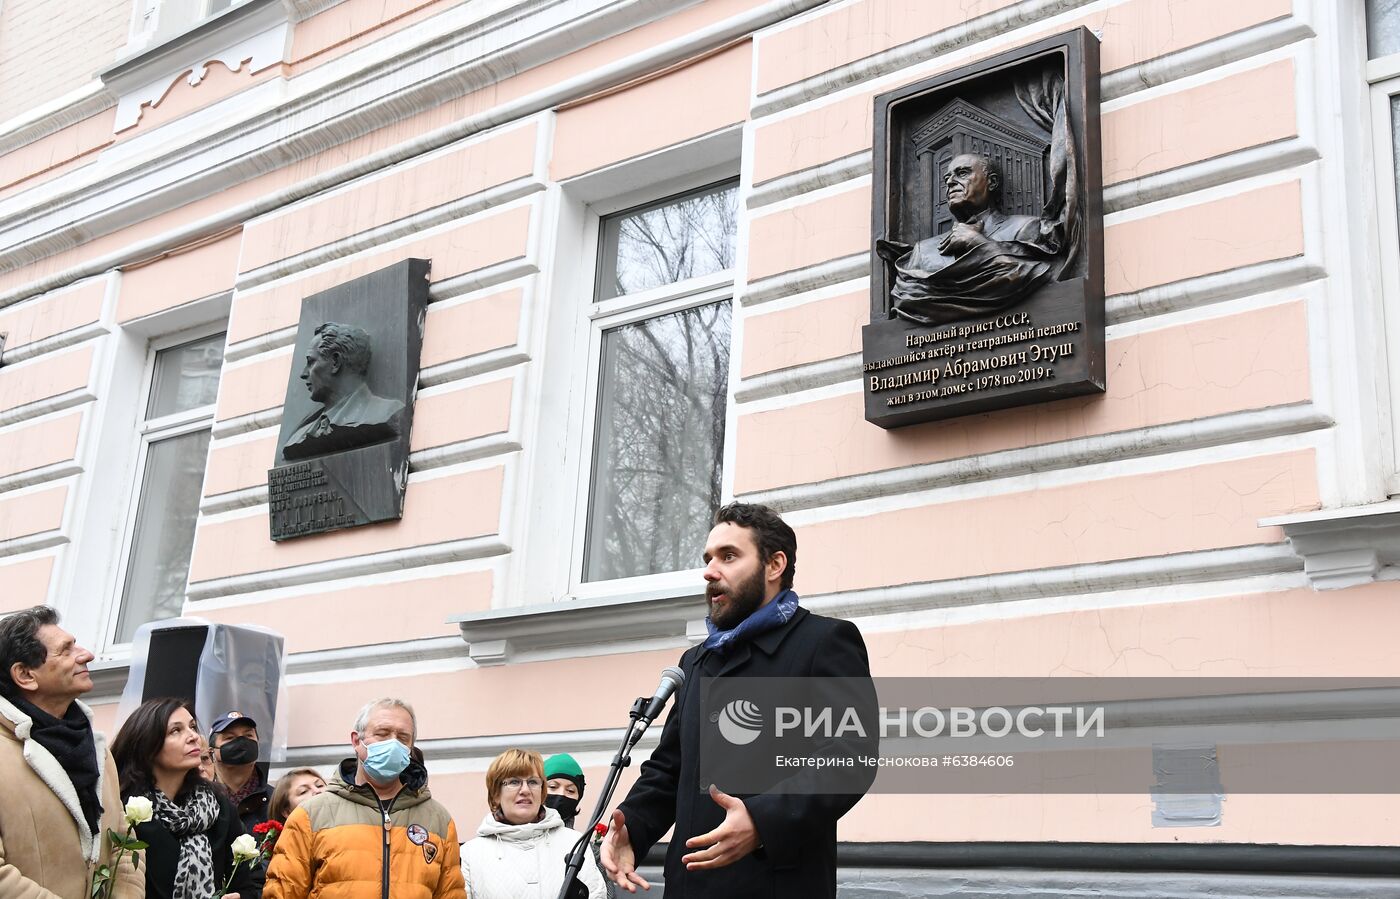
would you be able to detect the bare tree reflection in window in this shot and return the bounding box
[598,181,739,300]
[584,301,732,581]
[1369,0,1400,59]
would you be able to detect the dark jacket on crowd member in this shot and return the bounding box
[617,606,876,899]
[132,786,253,899]
[233,775,275,833]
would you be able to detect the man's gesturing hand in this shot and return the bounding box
[599,809,651,893]
[680,785,760,871]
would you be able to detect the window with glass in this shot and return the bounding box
[136,0,246,48]
[579,178,739,583]
[112,331,224,644]
[1367,0,1400,491]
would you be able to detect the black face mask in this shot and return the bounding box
[545,793,580,822]
[217,736,259,766]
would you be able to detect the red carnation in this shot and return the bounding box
[253,820,283,836]
[594,823,607,836]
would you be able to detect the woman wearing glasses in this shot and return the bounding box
[462,748,605,898]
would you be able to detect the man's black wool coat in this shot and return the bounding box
[617,606,876,899]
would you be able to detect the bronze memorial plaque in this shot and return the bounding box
[267,258,430,540]
[864,29,1104,428]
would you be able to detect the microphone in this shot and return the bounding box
[628,666,685,747]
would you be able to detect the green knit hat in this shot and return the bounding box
[543,753,585,795]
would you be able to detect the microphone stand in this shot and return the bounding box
[558,695,649,899]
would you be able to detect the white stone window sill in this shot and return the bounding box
[1260,499,1400,590]
[450,585,708,667]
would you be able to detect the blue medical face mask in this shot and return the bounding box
[362,737,411,784]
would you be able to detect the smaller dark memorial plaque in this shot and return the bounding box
[267,258,429,540]
[864,29,1105,428]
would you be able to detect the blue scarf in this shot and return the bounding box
[703,589,800,654]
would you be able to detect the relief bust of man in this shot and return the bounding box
[877,152,1061,326]
[282,322,404,461]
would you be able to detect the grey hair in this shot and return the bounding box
[312,322,372,376]
[354,697,417,738]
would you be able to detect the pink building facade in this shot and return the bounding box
[1,0,1399,892]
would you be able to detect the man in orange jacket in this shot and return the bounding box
[264,697,465,899]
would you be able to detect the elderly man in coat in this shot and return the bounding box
[0,605,144,898]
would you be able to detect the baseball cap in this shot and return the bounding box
[209,711,258,736]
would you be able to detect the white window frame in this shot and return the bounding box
[129,0,249,50]
[511,143,742,609]
[1367,7,1400,495]
[569,171,740,602]
[99,322,224,652]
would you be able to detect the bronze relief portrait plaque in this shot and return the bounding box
[864,29,1105,428]
[267,258,430,540]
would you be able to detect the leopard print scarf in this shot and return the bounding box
[151,784,220,899]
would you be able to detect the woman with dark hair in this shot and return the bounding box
[111,697,253,899]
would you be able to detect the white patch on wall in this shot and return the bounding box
[1151,743,1223,827]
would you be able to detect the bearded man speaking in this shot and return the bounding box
[600,502,876,898]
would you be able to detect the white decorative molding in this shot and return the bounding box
[0,81,115,158]
[739,252,1316,329]
[419,346,531,390]
[752,6,1310,121]
[0,323,109,367]
[1102,138,1320,214]
[450,590,703,666]
[1105,257,1325,326]
[1261,500,1400,589]
[742,254,869,307]
[281,725,662,767]
[0,0,824,307]
[235,177,546,291]
[100,0,294,132]
[466,639,514,666]
[210,405,282,439]
[198,483,268,516]
[85,631,465,701]
[220,326,296,365]
[0,389,96,429]
[747,135,1319,220]
[738,253,1320,332]
[751,0,1098,118]
[0,531,68,560]
[200,431,522,514]
[446,545,1301,665]
[184,535,511,600]
[224,262,538,366]
[805,544,1302,620]
[740,404,1332,513]
[734,352,861,404]
[284,0,349,21]
[285,634,464,675]
[748,153,870,209]
[0,461,84,496]
[1099,16,1315,103]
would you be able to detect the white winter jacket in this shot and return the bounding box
[461,807,605,899]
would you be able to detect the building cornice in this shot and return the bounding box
[450,589,704,666]
[1261,500,1400,589]
[0,82,115,158]
[0,0,824,307]
[99,0,295,132]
